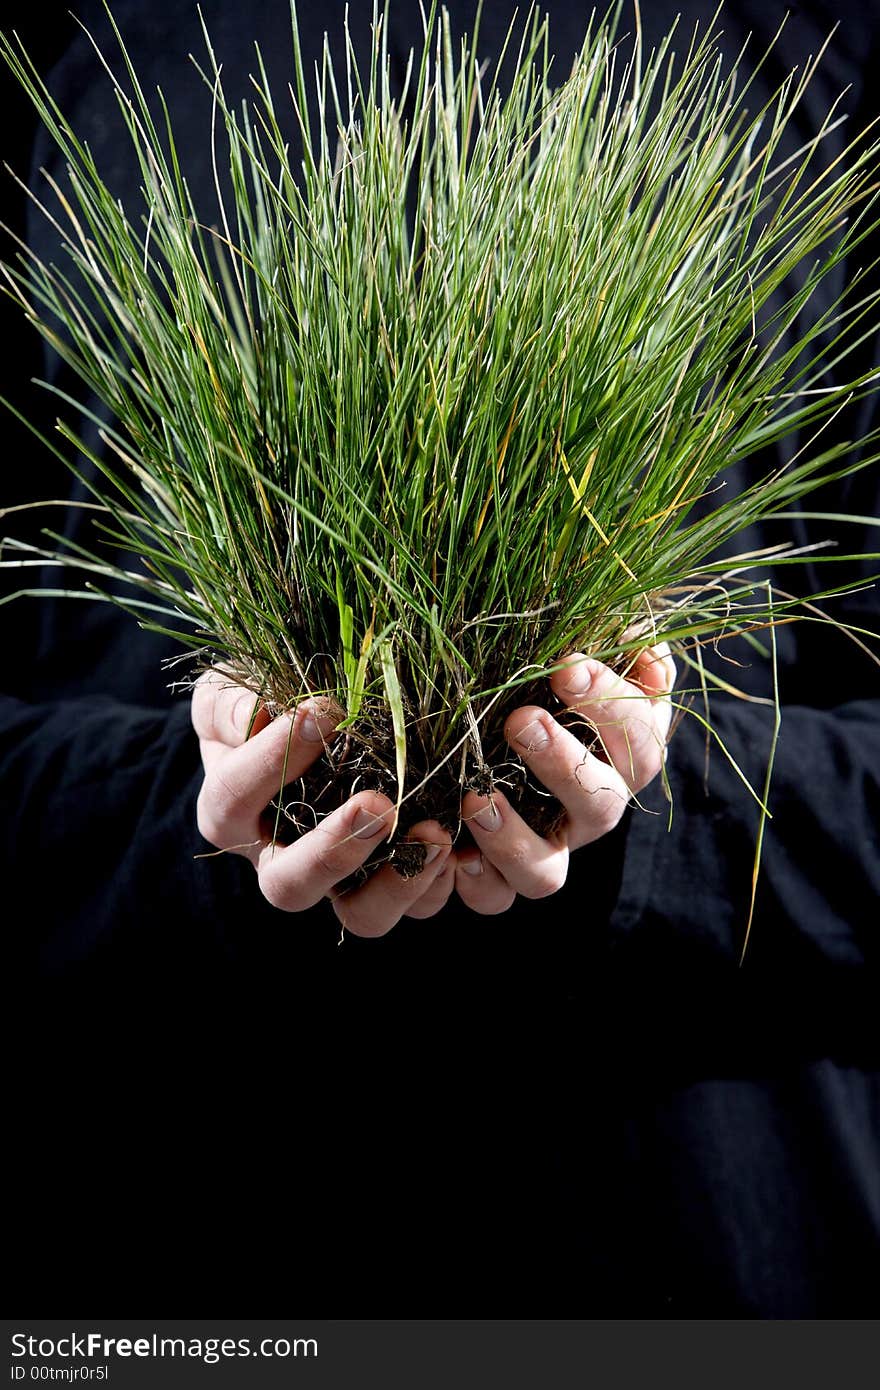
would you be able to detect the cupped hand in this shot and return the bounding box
[191,670,454,937]
[455,646,676,914]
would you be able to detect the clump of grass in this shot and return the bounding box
[2,1,880,844]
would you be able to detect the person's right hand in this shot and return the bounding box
[191,669,456,937]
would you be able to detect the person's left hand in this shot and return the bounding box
[434,645,676,918]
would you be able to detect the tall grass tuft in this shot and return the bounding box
[2,2,880,841]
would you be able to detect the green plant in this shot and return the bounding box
[2,1,879,851]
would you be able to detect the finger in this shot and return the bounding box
[460,790,569,900]
[197,699,340,852]
[404,858,458,920]
[331,821,454,938]
[628,641,676,698]
[549,652,671,791]
[454,850,517,916]
[191,669,271,748]
[503,705,631,844]
[257,790,395,909]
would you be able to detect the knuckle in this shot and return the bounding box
[602,699,649,741]
[632,748,664,793]
[654,703,674,744]
[521,862,567,900]
[594,795,626,837]
[190,683,217,739]
[250,725,294,780]
[504,838,534,875]
[195,784,225,847]
[609,730,652,788]
[311,830,356,882]
[257,857,304,913]
[200,768,244,826]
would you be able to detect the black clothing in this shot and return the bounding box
[4,1,879,1314]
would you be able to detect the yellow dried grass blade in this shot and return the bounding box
[556,440,638,583]
[552,446,597,569]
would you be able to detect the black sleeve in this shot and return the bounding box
[621,693,880,965]
[3,692,213,971]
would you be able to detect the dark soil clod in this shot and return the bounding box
[389,840,429,879]
[260,693,590,880]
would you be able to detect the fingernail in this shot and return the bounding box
[423,843,444,865]
[513,716,551,751]
[352,808,388,839]
[460,855,483,876]
[562,659,592,696]
[299,712,324,742]
[233,692,260,736]
[473,801,502,831]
